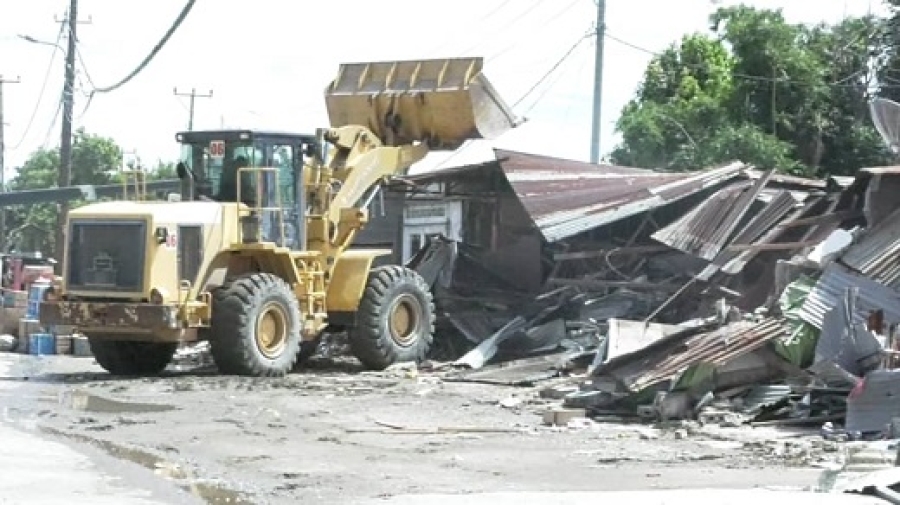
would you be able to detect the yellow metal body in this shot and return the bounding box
[41,56,519,344]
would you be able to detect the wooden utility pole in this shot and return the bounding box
[0,75,21,252]
[589,0,607,164]
[55,0,90,261]
[174,88,213,131]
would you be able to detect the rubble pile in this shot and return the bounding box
[416,164,900,442]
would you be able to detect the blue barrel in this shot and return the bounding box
[26,283,51,319]
[29,333,55,355]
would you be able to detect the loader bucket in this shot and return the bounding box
[324,57,520,150]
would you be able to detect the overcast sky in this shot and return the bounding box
[0,0,885,179]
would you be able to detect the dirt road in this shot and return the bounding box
[0,352,844,504]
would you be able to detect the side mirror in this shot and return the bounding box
[176,162,190,180]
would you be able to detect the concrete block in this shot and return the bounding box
[543,407,586,426]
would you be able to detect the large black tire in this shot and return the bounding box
[348,266,435,371]
[88,338,177,376]
[209,273,302,377]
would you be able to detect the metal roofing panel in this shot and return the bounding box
[798,262,900,330]
[651,183,750,259]
[651,170,776,262]
[841,206,900,290]
[593,318,787,392]
[494,150,748,242]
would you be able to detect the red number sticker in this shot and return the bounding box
[209,140,225,158]
[166,232,178,248]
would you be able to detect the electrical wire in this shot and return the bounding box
[525,38,592,119]
[513,29,593,108]
[40,94,63,150]
[10,20,67,150]
[435,28,594,170]
[486,0,582,64]
[89,0,196,94]
[456,0,544,56]
[604,31,883,88]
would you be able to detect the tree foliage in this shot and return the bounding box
[6,128,177,254]
[612,6,894,177]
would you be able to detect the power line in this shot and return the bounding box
[89,0,197,94]
[513,29,593,108]
[457,0,544,55]
[435,29,593,171]
[10,20,67,150]
[604,31,882,89]
[486,0,583,64]
[521,40,591,116]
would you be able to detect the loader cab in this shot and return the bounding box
[174,129,318,248]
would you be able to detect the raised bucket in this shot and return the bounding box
[29,333,55,356]
[324,57,520,151]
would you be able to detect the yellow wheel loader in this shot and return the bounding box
[38,57,519,377]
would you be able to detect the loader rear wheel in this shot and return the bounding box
[349,266,435,371]
[88,338,177,376]
[209,273,302,377]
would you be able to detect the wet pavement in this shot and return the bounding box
[0,351,856,504]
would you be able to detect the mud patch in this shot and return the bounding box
[41,426,253,504]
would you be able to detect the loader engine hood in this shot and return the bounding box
[63,200,228,299]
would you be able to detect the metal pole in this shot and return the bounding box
[589,0,607,164]
[0,75,21,252]
[56,0,78,261]
[174,87,213,131]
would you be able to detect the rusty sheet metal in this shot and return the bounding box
[40,301,178,331]
[841,206,900,290]
[494,150,748,242]
[593,318,787,392]
[798,262,900,330]
[651,168,775,261]
[651,183,749,259]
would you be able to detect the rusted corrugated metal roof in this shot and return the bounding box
[593,318,788,392]
[493,150,748,242]
[398,149,749,243]
[650,169,776,261]
[841,207,900,290]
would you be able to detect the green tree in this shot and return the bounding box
[7,128,123,254]
[612,6,892,176]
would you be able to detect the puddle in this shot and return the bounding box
[61,389,176,414]
[42,426,254,504]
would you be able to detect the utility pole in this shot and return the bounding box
[589,0,607,164]
[174,88,213,131]
[0,75,21,253]
[55,0,90,261]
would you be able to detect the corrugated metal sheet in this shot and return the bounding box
[494,150,748,242]
[398,149,748,243]
[593,318,787,392]
[798,262,900,330]
[717,190,803,274]
[650,169,777,261]
[841,206,900,290]
[693,190,802,280]
[846,370,900,433]
[651,183,749,259]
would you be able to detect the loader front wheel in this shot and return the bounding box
[209,273,302,377]
[88,338,177,376]
[349,266,435,371]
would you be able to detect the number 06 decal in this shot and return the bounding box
[209,140,225,159]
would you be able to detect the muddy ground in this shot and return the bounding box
[0,351,851,505]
